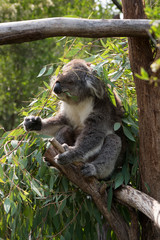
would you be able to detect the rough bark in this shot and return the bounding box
[122,0,160,239]
[0,18,160,45]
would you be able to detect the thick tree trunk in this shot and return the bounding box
[122,0,160,239]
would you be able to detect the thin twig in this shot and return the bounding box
[112,0,123,12]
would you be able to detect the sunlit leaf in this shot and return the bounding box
[44,65,54,76]
[4,198,11,213]
[31,180,42,197]
[43,81,51,90]
[66,49,80,58]
[37,66,47,78]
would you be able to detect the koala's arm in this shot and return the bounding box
[23,114,69,137]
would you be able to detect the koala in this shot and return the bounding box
[24,59,125,179]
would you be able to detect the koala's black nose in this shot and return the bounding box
[54,81,62,94]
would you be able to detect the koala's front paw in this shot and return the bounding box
[54,150,75,165]
[23,116,42,131]
[81,163,97,177]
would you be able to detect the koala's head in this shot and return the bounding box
[52,59,105,104]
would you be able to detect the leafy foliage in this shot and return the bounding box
[0,35,139,239]
[0,0,111,130]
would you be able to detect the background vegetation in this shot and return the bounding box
[0,0,160,239]
[0,0,115,130]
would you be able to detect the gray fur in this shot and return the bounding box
[23,59,125,179]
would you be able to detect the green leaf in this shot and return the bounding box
[58,199,66,214]
[107,88,116,107]
[141,68,149,79]
[123,125,135,142]
[10,201,17,217]
[66,49,80,58]
[114,122,121,131]
[84,54,99,62]
[44,65,54,76]
[37,66,47,77]
[93,207,101,224]
[62,177,68,192]
[135,68,149,81]
[11,140,19,149]
[111,70,123,81]
[49,176,54,190]
[60,236,65,240]
[64,230,71,240]
[107,186,113,211]
[31,180,42,197]
[24,206,33,226]
[43,81,51,90]
[114,172,124,189]
[151,58,160,73]
[100,39,106,48]
[122,117,137,128]
[4,198,11,213]
[122,164,130,185]
[0,165,4,179]
[65,92,78,101]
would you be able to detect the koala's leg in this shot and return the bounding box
[81,134,122,179]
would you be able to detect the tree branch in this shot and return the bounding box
[112,0,123,12]
[44,138,160,239]
[45,138,130,240]
[115,185,160,228]
[0,18,160,45]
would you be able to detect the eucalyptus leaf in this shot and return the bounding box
[123,125,135,142]
[37,66,47,78]
[44,65,54,76]
[4,198,11,213]
[58,199,67,214]
[31,180,42,197]
[114,172,124,189]
[43,81,51,90]
[114,122,121,131]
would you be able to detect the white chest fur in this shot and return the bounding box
[61,98,93,129]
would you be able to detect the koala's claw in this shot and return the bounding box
[43,157,52,167]
[62,143,69,151]
[23,116,42,131]
[81,163,97,177]
[54,153,70,165]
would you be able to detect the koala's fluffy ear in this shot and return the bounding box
[85,73,105,99]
